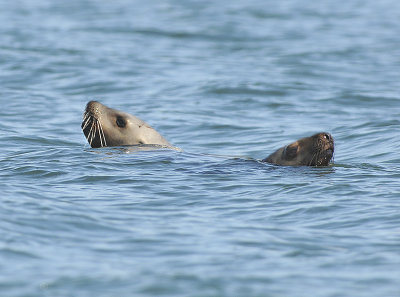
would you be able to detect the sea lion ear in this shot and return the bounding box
[283,143,298,160]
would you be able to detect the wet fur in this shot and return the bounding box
[263,133,334,166]
[81,101,171,148]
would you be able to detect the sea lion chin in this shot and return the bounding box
[262,132,334,166]
[81,101,172,148]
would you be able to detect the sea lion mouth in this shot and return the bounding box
[318,144,334,166]
[326,140,335,156]
[81,108,107,148]
[311,135,335,166]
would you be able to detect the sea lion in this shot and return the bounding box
[262,132,334,166]
[81,101,172,148]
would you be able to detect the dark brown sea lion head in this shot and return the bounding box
[263,132,334,166]
[81,101,171,148]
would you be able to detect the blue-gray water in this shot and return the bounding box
[1,1,400,296]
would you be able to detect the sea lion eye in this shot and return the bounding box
[324,134,330,140]
[116,116,126,128]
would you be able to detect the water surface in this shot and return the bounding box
[1,1,400,296]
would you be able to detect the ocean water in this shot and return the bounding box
[1,0,400,296]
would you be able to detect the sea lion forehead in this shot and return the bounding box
[85,100,115,117]
[91,101,131,119]
[313,132,332,139]
[86,100,108,110]
[309,132,333,143]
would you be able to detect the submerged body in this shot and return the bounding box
[81,101,172,148]
[263,132,334,166]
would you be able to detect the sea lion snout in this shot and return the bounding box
[84,101,102,119]
[322,133,334,152]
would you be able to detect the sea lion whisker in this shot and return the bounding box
[89,120,96,145]
[97,120,105,147]
[97,121,104,147]
[317,150,321,166]
[88,119,95,139]
[317,152,321,165]
[86,121,93,141]
[92,123,98,146]
[82,112,91,124]
[317,149,324,166]
[88,125,93,145]
[98,120,107,147]
[309,146,319,166]
[93,120,99,145]
[100,126,107,146]
[95,120,101,147]
[82,115,92,131]
[309,151,318,166]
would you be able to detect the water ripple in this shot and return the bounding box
[1,0,400,296]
